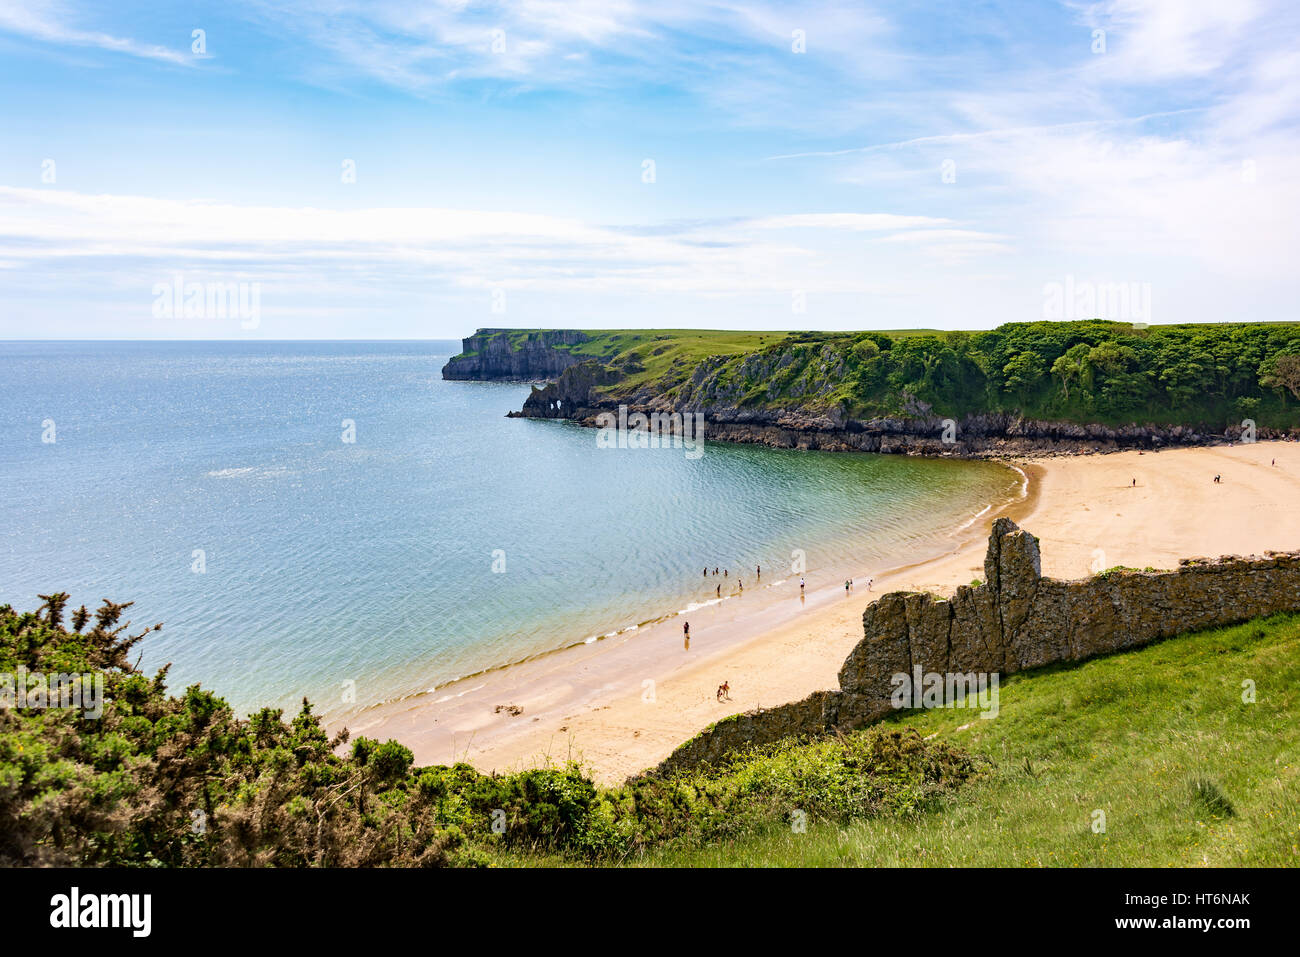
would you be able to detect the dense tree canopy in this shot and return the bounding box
[653,321,1300,428]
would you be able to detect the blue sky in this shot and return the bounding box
[0,0,1296,338]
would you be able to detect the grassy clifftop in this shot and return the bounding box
[457,321,1300,430]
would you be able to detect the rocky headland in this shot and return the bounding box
[441,329,593,381]
[439,329,1300,457]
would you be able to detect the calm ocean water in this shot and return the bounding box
[1,341,1019,718]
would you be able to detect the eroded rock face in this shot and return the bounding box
[515,360,620,419]
[441,330,590,381]
[838,593,912,700]
[646,519,1300,779]
[520,402,1268,457]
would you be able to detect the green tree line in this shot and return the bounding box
[660,321,1300,428]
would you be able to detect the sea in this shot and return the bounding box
[0,340,1021,719]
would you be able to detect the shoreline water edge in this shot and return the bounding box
[336,439,1300,784]
[343,451,1032,707]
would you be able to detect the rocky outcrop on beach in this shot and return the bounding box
[441,329,591,381]
[647,518,1300,777]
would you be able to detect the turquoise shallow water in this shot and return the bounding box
[0,340,1020,718]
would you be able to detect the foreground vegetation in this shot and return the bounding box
[0,594,976,866]
[479,321,1300,429]
[4,595,1296,866]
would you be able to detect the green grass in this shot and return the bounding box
[567,329,793,389]
[472,321,1300,431]
[630,613,1300,867]
[475,327,951,395]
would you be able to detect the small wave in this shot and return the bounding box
[953,503,992,534]
[430,682,486,704]
[682,597,725,613]
[681,598,733,613]
[1009,464,1030,498]
[207,465,292,479]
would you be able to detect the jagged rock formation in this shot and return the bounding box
[647,518,1300,777]
[512,360,618,419]
[441,329,590,381]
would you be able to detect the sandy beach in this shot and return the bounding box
[342,439,1300,785]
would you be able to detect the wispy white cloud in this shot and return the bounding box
[0,187,988,298]
[763,110,1205,161]
[0,0,193,64]
[749,213,952,231]
[1072,0,1266,81]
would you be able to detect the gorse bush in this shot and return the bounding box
[0,595,981,867]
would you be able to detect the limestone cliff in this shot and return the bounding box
[441,329,591,381]
[446,326,1300,453]
[506,349,1263,456]
[648,519,1300,777]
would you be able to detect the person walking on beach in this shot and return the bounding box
[1132,477,1136,487]
[716,681,730,702]
[799,577,805,594]
[683,620,690,639]
[716,583,721,598]
[738,579,743,593]
[756,565,761,581]
[868,578,873,590]
[845,579,851,594]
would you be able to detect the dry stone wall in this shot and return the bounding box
[648,518,1300,778]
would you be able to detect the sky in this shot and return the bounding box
[0,0,1296,339]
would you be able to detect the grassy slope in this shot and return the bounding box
[483,322,1300,429]
[495,328,945,392]
[508,329,789,390]
[629,612,1300,867]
